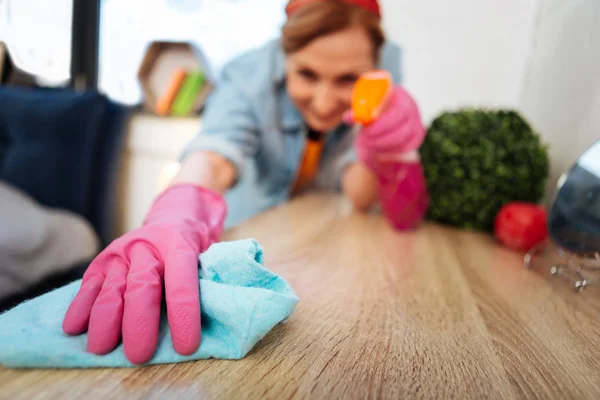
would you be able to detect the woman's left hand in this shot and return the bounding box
[343,85,426,172]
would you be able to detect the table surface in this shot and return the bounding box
[1,193,600,399]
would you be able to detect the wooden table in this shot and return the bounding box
[1,193,600,399]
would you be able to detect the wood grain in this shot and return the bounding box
[1,193,599,399]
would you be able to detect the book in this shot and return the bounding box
[155,67,187,116]
[170,70,205,116]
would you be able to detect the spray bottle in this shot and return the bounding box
[351,71,429,230]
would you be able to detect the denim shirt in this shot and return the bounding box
[180,38,402,228]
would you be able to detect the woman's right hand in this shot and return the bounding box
[62,184,227,365]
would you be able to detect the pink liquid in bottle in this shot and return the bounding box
[376,160,429,230]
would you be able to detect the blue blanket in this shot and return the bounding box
[0,239,299,368]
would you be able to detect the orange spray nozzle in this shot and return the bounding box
[351,70,393,125]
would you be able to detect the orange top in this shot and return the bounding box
[291,129,326,194]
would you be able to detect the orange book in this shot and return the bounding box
[155,68,187,116]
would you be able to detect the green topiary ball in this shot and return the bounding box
[419,108,550,232]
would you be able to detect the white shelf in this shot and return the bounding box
[116,112,202,237]
[124,113,201,157]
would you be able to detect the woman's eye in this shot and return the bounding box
[298,69,317,80]
[338,75,359,84]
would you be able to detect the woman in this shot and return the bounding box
[62,0,427,364]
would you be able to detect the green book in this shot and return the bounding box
[170,70,205,116]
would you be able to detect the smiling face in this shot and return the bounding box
[284,26,377,133]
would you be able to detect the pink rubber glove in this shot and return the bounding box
[62,184,227,364]
[344,85,429,229]
[345,85,426,169]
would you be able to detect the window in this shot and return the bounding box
[0,0,288,104]
[99,0,288,105]
[0,0,73,86]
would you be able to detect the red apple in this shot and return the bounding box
[494,202,548,251]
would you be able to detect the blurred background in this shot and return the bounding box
[0,0,598,307]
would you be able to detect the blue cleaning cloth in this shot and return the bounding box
[0,239,299,368]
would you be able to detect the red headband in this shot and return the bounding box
[285,0,381,17]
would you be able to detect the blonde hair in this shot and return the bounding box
[281,0,385,61]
